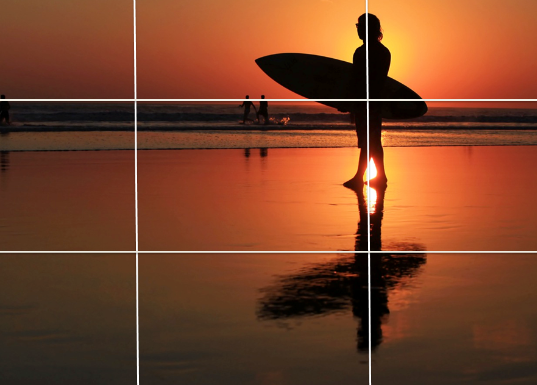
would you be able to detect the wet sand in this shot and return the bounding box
[0,151,135,250]
[0,254,136,384]
[140,253,537,385]
[138,146,537,251]
[2,146,537,251]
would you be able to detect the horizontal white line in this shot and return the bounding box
[2,250,536,254]
[135,99,537,103]
[3,99,537,102]
[3,99,136,102]
[0,251,137,254]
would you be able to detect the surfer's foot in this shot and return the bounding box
[343,177,364,191]
[365,176,388,187]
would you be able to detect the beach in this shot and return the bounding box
[7,0,537,382]
[3,100,537,253]
[2,144,537,251]
[0,253,136,384]
[138,146,537,251]
[139,252,537,384]
[2,103,537,384]
[0,150,136,251]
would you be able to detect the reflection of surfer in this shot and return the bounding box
[257,181,427,353]
[257,181,426,353]
[344,14,390,189]
[239,95,257,124]
[257,95,269,125]
[0,95,10,125]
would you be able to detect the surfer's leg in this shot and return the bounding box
[357,148,368,180]
[344,123,367,189]
[368,111,387,185]
[344,145,367,190]
[370,143,387,186]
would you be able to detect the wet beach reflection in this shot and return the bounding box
[258,183,427,352]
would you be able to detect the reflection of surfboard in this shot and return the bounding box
[256,53,427,120]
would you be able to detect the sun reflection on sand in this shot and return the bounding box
[365,185,378,214]
[364,158,379,213]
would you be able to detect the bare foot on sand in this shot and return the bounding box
[343,177,364,191]
[365,176,388,187]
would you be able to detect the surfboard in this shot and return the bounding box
[255,53,427,120]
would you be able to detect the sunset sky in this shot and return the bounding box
[1,0,133,99]
[3,0,537,100]
[137,0,537,100]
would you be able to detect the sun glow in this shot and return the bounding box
[365,158,378,181]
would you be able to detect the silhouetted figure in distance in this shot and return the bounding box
[344,14,390,189]
[239,95,257,124]
[0,95,10,125]
[257,95,269,125]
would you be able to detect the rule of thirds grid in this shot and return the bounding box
[3,1,537,385]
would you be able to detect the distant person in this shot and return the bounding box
[344,14,390,189]
[0,95,10,125]
[239,95,257,124]
[257,95,269,125]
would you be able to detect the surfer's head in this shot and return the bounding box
[245,95,250,99]
[0,95,4,99]
[357,13,383,42]
[261,95,265,99]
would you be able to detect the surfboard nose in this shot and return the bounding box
[255,56,271,71]
[256,54,299,73]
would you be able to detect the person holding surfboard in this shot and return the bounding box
[239,95,257,124]
[344,13,391,189]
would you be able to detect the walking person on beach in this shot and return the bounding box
[344,14,390,189]
[0,95,10,125]
[257,95,269,125]
[239,95,257,124]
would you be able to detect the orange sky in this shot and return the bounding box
[3,0,537,101]
[138,0,537,100]
[1,0,133,99]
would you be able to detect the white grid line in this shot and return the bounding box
[133,0,140,383]
[364,6,373,383]
[2,250,537,254]
[5,98,537,102]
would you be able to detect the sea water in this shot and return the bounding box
[2,102,537,151]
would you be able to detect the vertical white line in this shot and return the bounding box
[133,0,139,383]
[364,2,372,385]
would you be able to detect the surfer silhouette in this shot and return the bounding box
[257,95,269,125]
[0,95,11,125]
[344,14,391,189]
[239,95,257,124]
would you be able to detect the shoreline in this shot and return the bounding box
[2,143,537,152]
[4,125,537,132]
[2,144,537,153]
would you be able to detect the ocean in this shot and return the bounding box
[2,102,537,150]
